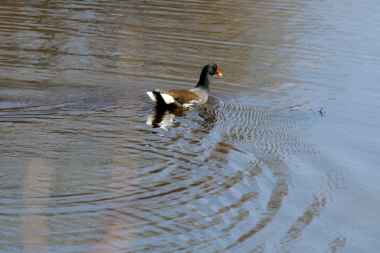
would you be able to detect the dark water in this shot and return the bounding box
[1,0,380,252]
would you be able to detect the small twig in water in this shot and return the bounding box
[318,107,325,116]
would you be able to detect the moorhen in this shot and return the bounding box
[147,63,222,108]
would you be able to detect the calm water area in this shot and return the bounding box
[1,0,380,252]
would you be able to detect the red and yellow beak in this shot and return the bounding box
[215,68,223,77]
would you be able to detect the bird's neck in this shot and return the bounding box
[195,68,210,92]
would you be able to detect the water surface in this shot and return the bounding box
[1,0,380,252]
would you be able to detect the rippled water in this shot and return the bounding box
[1,0,380,252]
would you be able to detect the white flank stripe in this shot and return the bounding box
[161,94,175,104]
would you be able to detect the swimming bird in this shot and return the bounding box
[147,63,222,108]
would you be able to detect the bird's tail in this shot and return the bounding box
[146,91,175,105]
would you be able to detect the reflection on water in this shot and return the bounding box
[1,0,380,252]
[146,107,176,131]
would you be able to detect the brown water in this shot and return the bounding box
[1,0,380,252]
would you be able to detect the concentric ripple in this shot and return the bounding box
[128,94,338,252]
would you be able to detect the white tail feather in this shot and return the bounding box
[147,91,175,105]
[146,91,157,102]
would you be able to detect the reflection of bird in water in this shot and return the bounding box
[146,102,218,131]
[146,107,175,131]
[146,63,222,108]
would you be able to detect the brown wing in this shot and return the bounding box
[155,89,200,104]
